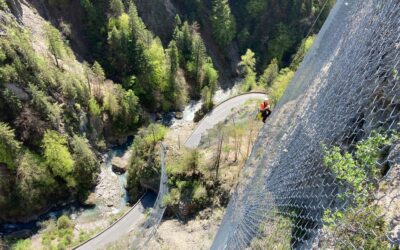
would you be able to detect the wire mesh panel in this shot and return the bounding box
[211,0,400,249]
[131,143,169,249]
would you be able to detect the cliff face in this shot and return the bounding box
[135,0,177,45]
[19,0,89,58]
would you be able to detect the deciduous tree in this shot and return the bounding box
[42,130,75,187]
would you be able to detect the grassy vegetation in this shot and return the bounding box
[10,239,32,250]
[249,210,293,250]
[163,149,209,212]
[7,215,99,250]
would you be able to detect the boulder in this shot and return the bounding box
[83,193,97,207]
[175,111,183,120]
[111,157,127,174]
[156,113,163,121]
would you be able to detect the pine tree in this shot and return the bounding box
[174,14,182,27]
[166,40,188,110]
[168,40,179,78]
[0,122,21,170]
[109,0,124,17]
[191,33,207,86]
[128,2,149,44]
[71,135,100,194]
[45,23,65,68]
[175,21,193,63]
[92,61,105,82]
[211,0,236,47]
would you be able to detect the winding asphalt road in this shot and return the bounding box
[75,92,265,250]
[185,92,266,148]
[74,192,156,250]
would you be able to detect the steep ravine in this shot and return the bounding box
[133,0,239,88]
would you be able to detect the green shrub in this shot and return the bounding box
[57,215,74,230]
[322,132,396,248]
[162,188,180,206]
[165,149,210,211]
[323,132,391,203]
[11,239,32,250]
[290,35,316,70]
[192,183,207,203]
[258,58,279,88]
[323,145,369,198]
[88,97,101,116]
[323,205,389,249]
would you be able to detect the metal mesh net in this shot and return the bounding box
[211,0,400,249]
[130,143,169,249]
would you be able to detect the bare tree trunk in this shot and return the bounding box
[246,121,254,158]
[50,43,60,69]
[86,71,92,95]
[232,117,239,162]
[215,132,224,181]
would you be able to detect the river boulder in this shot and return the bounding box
[175,111,183,120]
[111,150,132,175]
[83,193,97,207]
[111,157,127,174]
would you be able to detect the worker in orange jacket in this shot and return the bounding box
[259,96,271,123]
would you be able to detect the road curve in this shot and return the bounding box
[74,192,156,250]
[184,92,266,148]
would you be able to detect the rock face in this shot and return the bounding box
[135,0,176,44]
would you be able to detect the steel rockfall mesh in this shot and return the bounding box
[211,0,400,249]
[131,143,168,249]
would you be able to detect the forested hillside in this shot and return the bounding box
[0,0,332,228]
[172,0,335,73]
